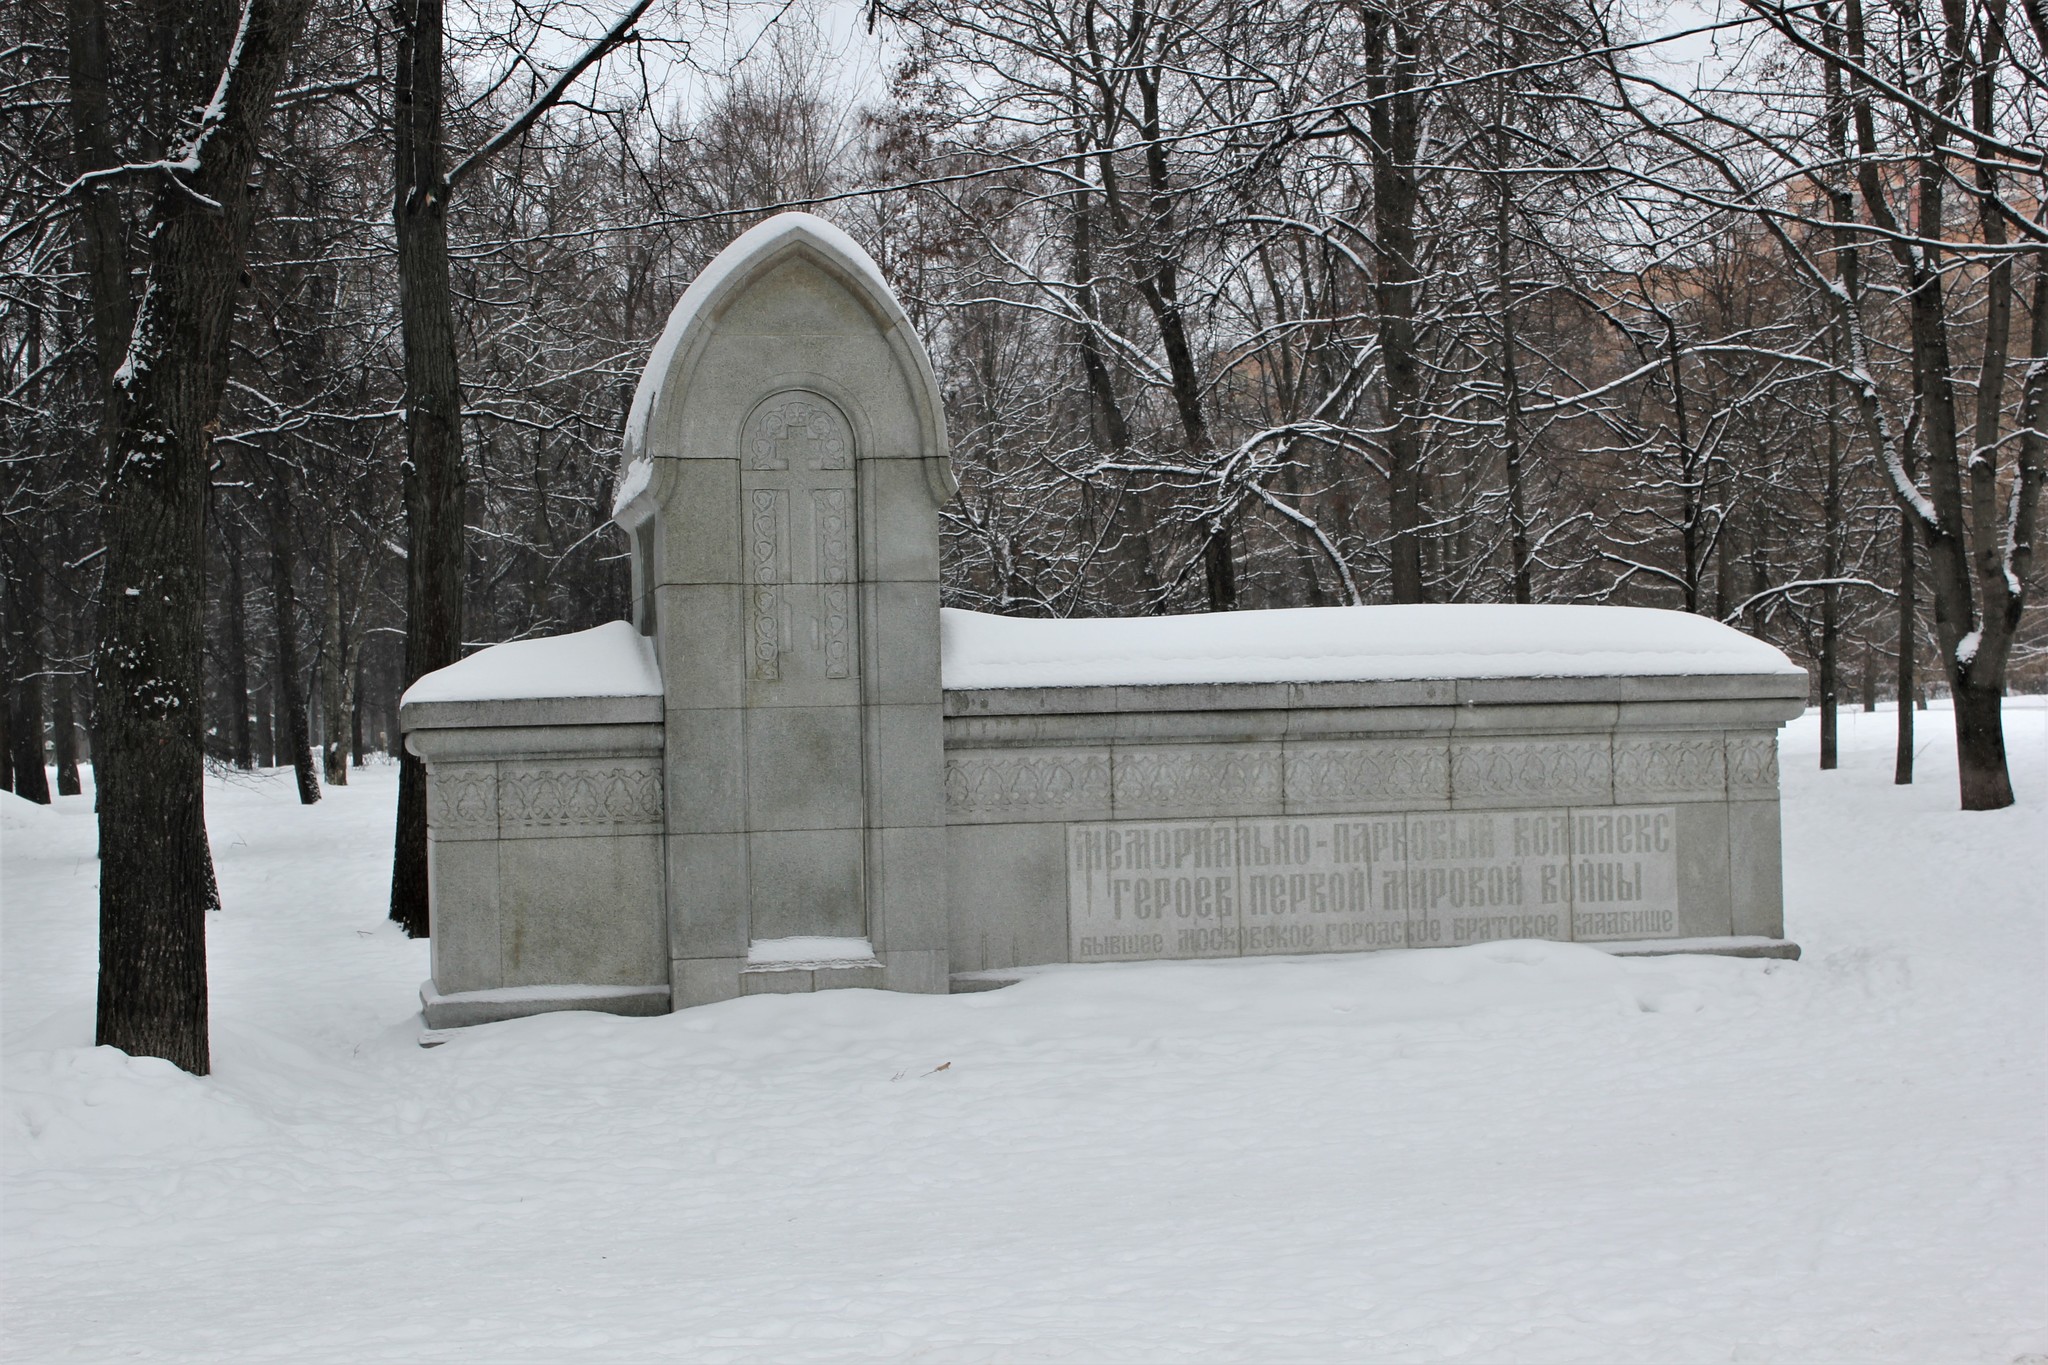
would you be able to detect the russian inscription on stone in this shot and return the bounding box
[1066,807,1679,962]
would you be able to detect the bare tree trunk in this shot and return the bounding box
[1487,20,1533,605]
[260,457,318,804]
[391,0,467,938]
[1819,368,1843,770]
[1365,4,1427,604]
[1658,311,1704,614]
[64,0,132,407]
[257,676,276,768]
[1070,182,1161,607]
[223,527,253,769]
[6,543,52,804]
[52,594,81,796]
[1951,675,2010,807]
[1941,0,2026,811]
[8,284,54,804]
[7,676,51,803]
[88,0,314,1074]
[525,444,552,629]
[1201,527,1237,611]
[1132,120,1232,610]
[1714,506,1739,619]
[320,524,350,786]
[306,658,320,770]
[1495,188,1533,603]
[351,656,366,767]
[1092,59,1231,611]
[1818,606,1839,768]
[387,0,651,930]
[385,657,401,757]
[1895,515,1914,785]
[1836,0,2020,808]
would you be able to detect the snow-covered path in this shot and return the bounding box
[5,706,2044,1363]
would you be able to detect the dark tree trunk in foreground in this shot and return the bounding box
[1951,678,2011,809]
[390,0,467,938]
[86,0,313,1075]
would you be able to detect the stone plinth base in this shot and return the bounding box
[1595,935,1801,960]
[946,933,1803,994]
[420,980,671,1030]
[740,961,886,994]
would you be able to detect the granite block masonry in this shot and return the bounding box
[400,212,1809,1029]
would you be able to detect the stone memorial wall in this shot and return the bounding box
[934,657,1801,984]
[400,213,1807,1030]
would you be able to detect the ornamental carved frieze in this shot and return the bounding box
[746,393,851,471]
[812,489,850,583]
[1286,741,1449,805]
[812,488,852,679]
[428,766,496,833]
[1115,746,1284,810]
[945,751,1112,817]
[1613,735,1727,800]
[498,763,664,831]
[1450,738,1610,803]
[748,488,786,682]
[1726,734,1781,796]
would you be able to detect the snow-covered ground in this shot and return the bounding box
[4,704,2044,1363]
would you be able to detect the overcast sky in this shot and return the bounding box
[476,0,1745,145]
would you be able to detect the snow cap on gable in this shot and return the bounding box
[614,213,948,514]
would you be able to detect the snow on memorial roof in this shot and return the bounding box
[400,620,660,706]
[619,212,909,468]
[939,604,1802,690]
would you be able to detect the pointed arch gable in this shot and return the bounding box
[615,213,954,515]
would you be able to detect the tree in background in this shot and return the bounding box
[1611,0,2044,808]
[387,0,653,939]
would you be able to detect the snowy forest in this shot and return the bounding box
[6,0,2044,788]
[3,0,2046,1057]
